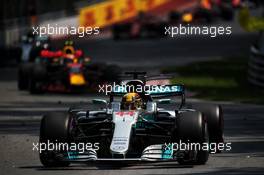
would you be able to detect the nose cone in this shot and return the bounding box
[110,111,138,155]
[110,137,129,154]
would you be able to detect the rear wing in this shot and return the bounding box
[120,72,173,84]
[147,84,184,97]
[110,84,185,108]
[110,84,185,97]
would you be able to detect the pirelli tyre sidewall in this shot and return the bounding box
[39,112,71,167]
[176,111,209,165]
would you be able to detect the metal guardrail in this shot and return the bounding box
[248,46,264,87]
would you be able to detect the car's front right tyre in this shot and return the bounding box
[39,112,71,167]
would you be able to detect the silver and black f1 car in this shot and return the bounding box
[39,72,224,167]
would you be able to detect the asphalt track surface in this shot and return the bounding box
[53,34,258,70]
[51,19,258,70]
[1,30,264,174]
[0,81,264,175]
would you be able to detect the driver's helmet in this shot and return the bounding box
[121,93,142,110]
[63,40,75,54]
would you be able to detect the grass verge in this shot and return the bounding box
[162,57,264,104]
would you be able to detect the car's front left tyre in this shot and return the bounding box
[176,111,209,165]
[190,103,224,148]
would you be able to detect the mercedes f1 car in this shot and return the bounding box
[39,72,224,167]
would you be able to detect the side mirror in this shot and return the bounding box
[92,99,107,105]
[157,99,171,104]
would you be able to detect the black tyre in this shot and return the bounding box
[29,77,41,94]
[39,112,71,167]
[220,6,234,21]
[112,28,120,40]
[169,11,181,22]
[84,63,106,85]
[18,63,32,90]
[112,24,131,40]
[176,111,209,165]
[29,65,46,94]
[190,103,224,144]
[195,9,213,23]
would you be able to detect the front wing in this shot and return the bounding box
[58,144,192,163]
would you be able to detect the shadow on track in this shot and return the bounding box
[19,162,193,171]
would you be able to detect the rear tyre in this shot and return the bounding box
[29,65,46,94]
[220,6,234,21]
[29,77,42,94]
[169,12,181,22]
[39,112,71,167]
[190,103,224,146]
[18,63,32,90]
[112,24,131,40]
[176,111,209,165]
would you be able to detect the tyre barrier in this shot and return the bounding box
[248,46,264,87]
